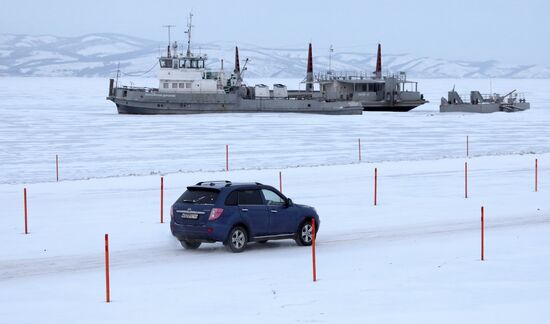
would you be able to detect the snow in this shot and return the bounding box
[0,77,549,322]
[0,77,548,184]
[76,43,141,57]
[14,50,76,65]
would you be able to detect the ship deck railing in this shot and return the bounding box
[455,92,526,104]
[315,71,410,83]
[119,85,159,93]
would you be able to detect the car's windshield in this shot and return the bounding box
[177,189,219,204]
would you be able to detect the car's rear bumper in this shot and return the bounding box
[170,220,227,242]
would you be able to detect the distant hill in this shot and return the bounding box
[1,33,549,78]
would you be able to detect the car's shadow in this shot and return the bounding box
[178,240,303,254]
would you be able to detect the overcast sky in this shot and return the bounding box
[1,0,548,66]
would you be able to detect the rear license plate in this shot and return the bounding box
[181,213,199,220]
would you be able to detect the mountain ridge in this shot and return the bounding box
[1,33,549,79]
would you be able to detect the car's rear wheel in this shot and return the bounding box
[225,226,248,253]
[295,220,313,246]
[180,240,201,250]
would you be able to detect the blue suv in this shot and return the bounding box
[170,181,320,252]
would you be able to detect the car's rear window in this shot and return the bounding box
[177,189,219,204]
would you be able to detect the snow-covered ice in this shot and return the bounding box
[0,77,549,323]
[0,77,548,184]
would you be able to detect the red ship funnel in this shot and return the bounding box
[305,43,314,92]
[234,46,240,73]
[307,43,313,73]
[375,43,382,77]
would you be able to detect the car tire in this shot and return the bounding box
[295,220,313,246]
[225,226,248,253]
[180,240,201,250]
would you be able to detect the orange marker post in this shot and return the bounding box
[24,188,28,235]
[481,206,485,261]
[56,154,59,182]
[279,171,283,193]
[225,145,229,171]
[311,218,317,282]
[105,234,110,303]
[465,162,468,199]
[358,138,362,162]
[535,159,538,192]
[374,168,378,206]
[160,176,164,224]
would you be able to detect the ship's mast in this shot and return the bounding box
[163,24,176,57]
[328,45,334,75]
[185,13,194,57]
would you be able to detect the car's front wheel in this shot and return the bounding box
[180,240,201,250]
[295,220,313,246]
[225,226,248,253]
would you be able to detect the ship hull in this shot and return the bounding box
[362,104,424,112]
[109,88,363,115]
[440,102,530,113]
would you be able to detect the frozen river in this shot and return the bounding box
[1,77,549,184]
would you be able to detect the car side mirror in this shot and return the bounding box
[286,198,293,207]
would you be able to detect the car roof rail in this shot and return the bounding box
[255,182,263,185]
[196,180,232,187]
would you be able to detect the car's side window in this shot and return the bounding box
[238,190,264,205]
[225,191,238,206]
[261,189,285,206]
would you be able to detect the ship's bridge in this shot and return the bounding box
[158,54,225,94]
[159,55,206,70]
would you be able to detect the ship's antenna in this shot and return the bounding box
[163,24,176,57]
[329,45,334,72]
[185,13,194,57]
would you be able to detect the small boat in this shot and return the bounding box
[440,88,530,113]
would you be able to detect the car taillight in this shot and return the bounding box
[208,208,224,221]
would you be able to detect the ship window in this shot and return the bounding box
[179,83,185,88]
[186,83,191,88]
[172,83,177,88]
[173,60,179,69]
[163,83,169,88]
[180,60,187,68]
[160,59,172,68]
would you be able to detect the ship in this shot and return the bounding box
[440,88,530,113]
[107,14,363,115]
[287,44,428,112]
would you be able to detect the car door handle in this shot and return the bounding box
[270,210,278,213]
[241,208,248,212]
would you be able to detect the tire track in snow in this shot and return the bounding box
[1,214,549,281]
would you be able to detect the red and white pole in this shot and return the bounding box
[374,168,378,206]
[105,234,110,303]
[279,171,283,193]
[24,188,28,235]
[535,158,538,192]
[225,144,229,171]
[465,162,468,198]
[481,206,485,261]
[358,138,362,162]
[56,154,59,182]
[160,176,164,224]
[311,218,317,282]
